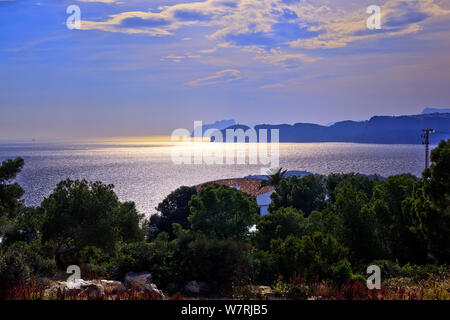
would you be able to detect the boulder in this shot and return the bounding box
[82,283,105,299]
[100,280,126,294]
[124,272,153,290]
[257,286,273,298]
[142,283,166,300]
[240,285,274,299]
[45,279,104,299]
[184,281,208,295]
[124,272,165,300]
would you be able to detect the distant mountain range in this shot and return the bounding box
[206,110,450,144]
[192,120,236,137]
[422,107,450,114]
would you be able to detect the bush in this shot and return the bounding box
[273,274,311,300]
[176,235,252,292]
[107,241,158,281]
[0,242,56,290]
[248,250,277,285]
[400,264,449,281]
[350,274,367,282]
[370,260,401,279]
[270,232,348,280]
[333,259,353,283]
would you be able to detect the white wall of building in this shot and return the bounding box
[256,190,275,216]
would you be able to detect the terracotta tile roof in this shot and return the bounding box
[196,178,275,197]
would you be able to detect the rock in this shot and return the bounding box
[44,279,104,299]
[44,284,67,297]
[142,283,166,300]
[100,280,126,294]
[239,285,273,299]
[124,272,153,290]
[83,283,104,299]
[124,272,165,300]
[257,286,273,298]
[184,281,207,294]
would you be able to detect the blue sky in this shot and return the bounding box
[1,0,450,139]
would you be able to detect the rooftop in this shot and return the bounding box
[196,178,275,197]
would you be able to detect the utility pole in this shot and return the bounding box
[422,129,435,169]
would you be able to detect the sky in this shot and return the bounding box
[1,0,450,140]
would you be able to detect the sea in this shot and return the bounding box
[0,141,430,217]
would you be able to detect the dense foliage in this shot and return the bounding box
[0,140,449,297]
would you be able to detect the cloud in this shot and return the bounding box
[77,0,118,3]
[76,0,450,67]
[288,0,450,49]
[186,69,241,86]
[256,49,319,67]
[260,83,285,89]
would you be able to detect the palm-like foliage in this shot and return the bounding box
[259,168,287,189]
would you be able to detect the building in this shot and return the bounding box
[196,178,275,216]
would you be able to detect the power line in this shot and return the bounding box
[422,129,435,169]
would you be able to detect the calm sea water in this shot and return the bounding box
[0,142,428,216]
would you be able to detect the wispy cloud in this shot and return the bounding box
[186,69,241,86]
[77,0,118,3]
[77,0,450,68]
[260,83,284,89]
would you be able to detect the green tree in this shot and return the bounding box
[335,184,383,264]
[149,186,197,239]
[0,158,25,236]
[270,232,349,280]
[326,173,379,203]
[370,174,425,263]
[0,241,56,293]
[404,140,450,263]
[255,207,306,250]
[1,206,43,246]
[40,179,145,267]
[259,167,287,189]
[189,185,259,240]
[269,175,325,215]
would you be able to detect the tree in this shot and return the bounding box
[0,241,56,293]
[255,207,306,250]
[270,232,349,280]
[269,175,325,215]
[1,206,43,246]
[370,174,425,263]
[404,140,450,263]
[259,168,287,189]
[149,186,197,239]
[0,158,25,222]
[326,173,379,203]
[40,179,144,267]
[335,184,383,264]
[189,184,259,240]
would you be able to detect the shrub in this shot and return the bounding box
[273,274,311,300]
[333,259,353,283]
[400,263,449,281]
[270,232,348,280]
[0,242,56,297]
[248,250,277,285]
[369,260,401,279]
[350,274,367,282]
